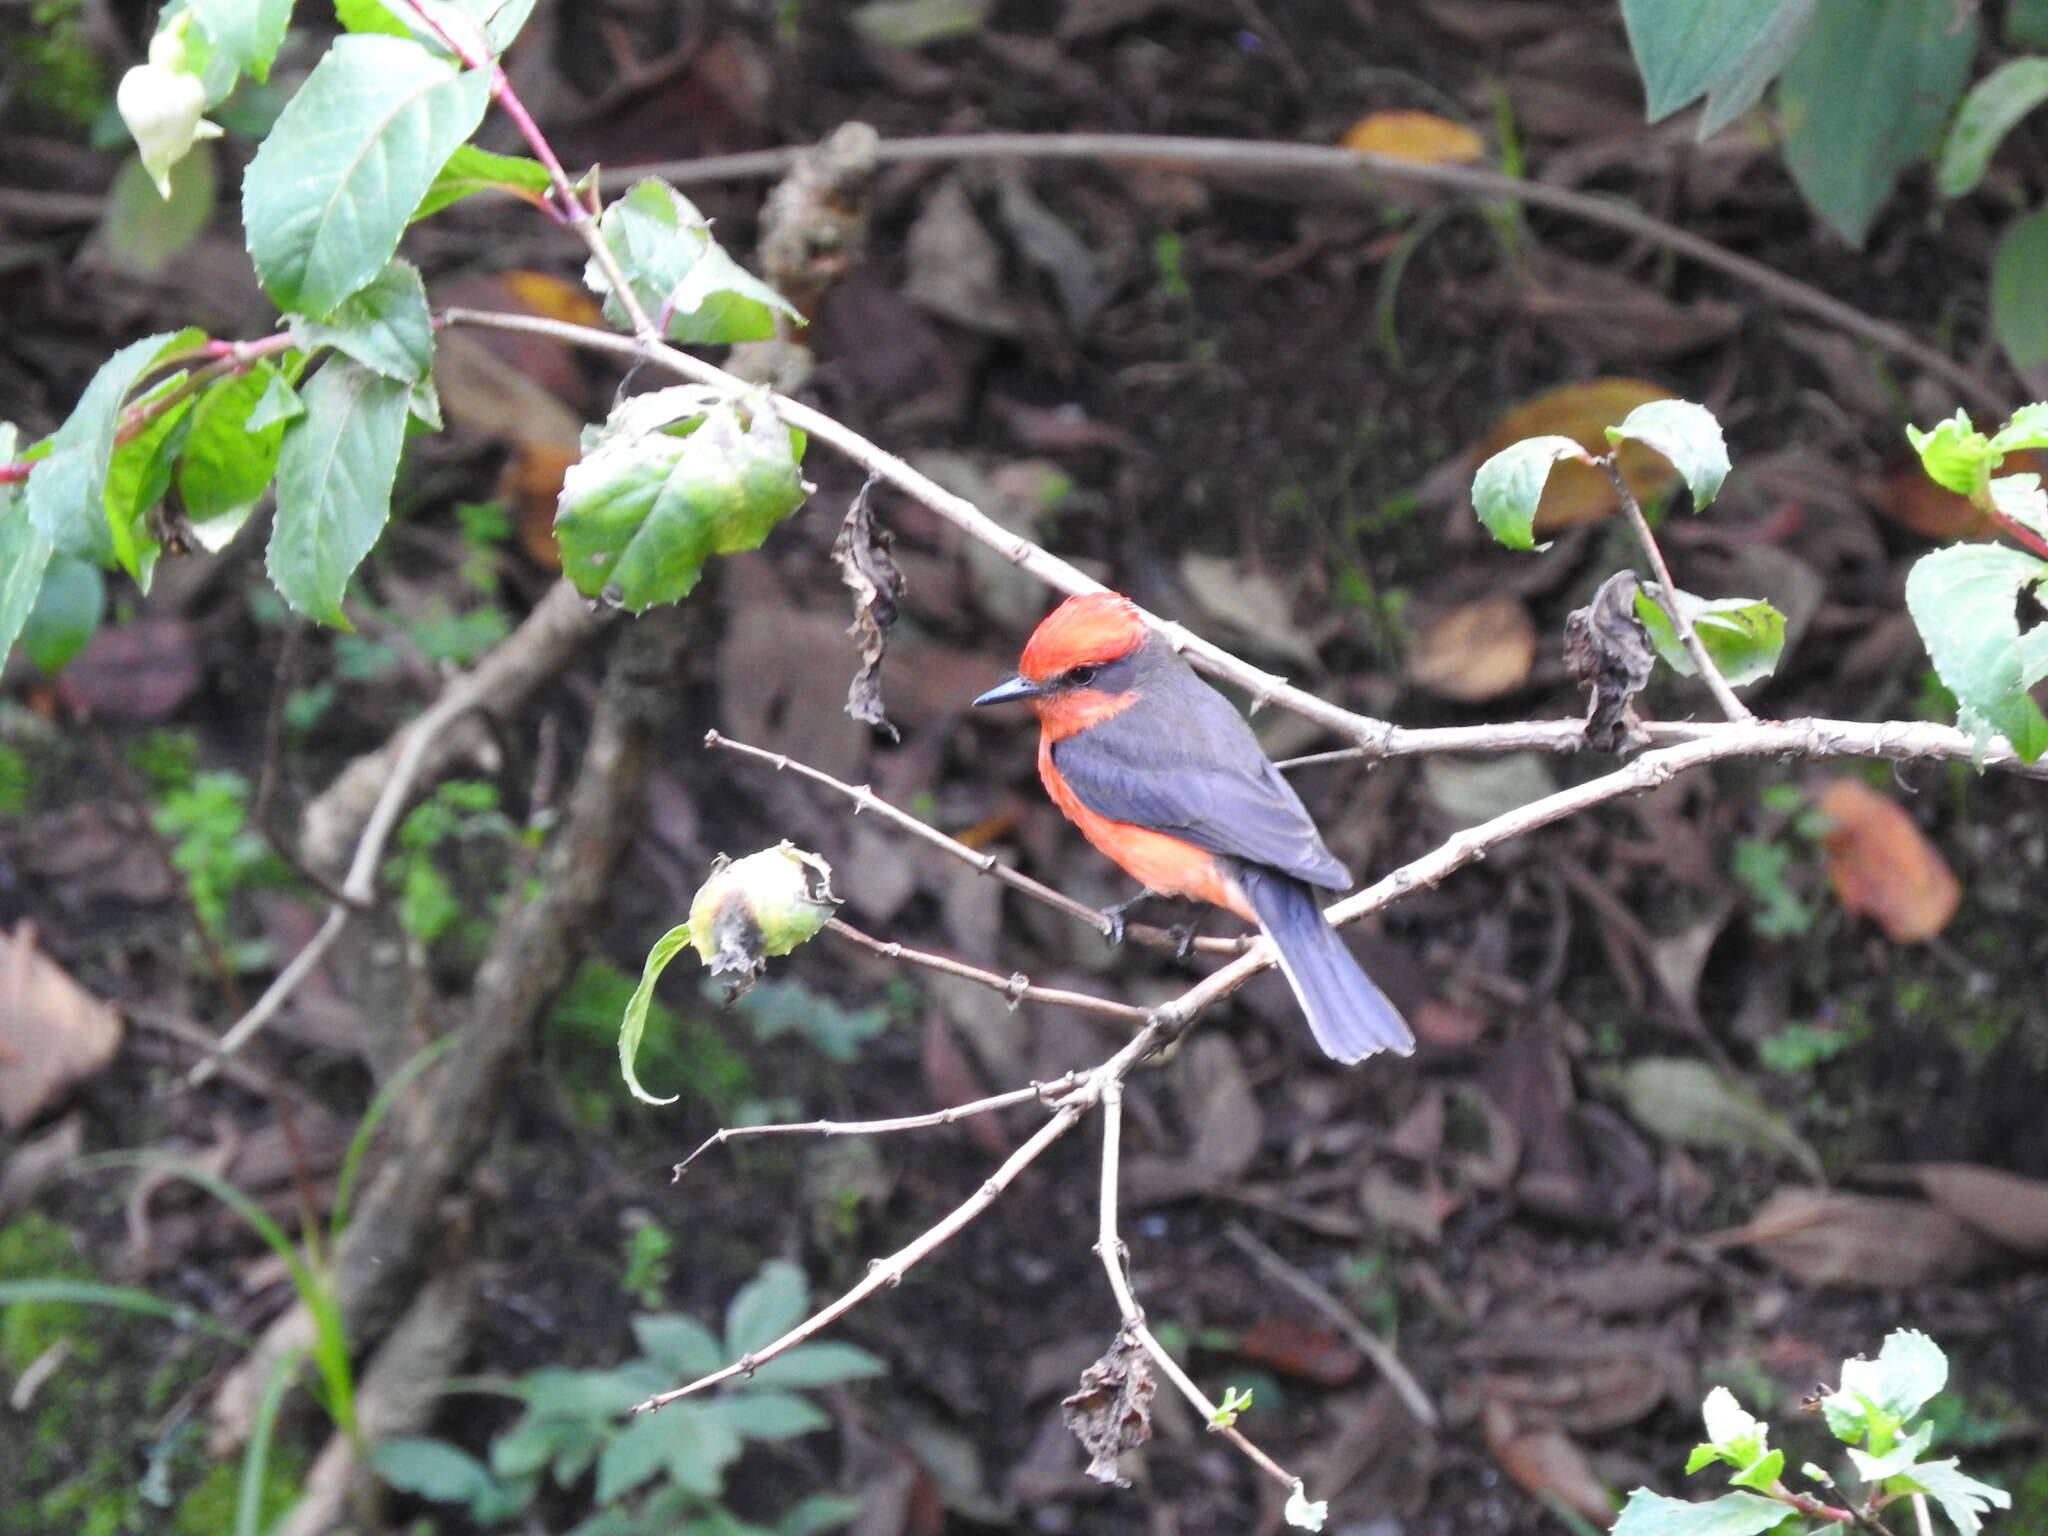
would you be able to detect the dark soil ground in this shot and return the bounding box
[4,3,2048,1535]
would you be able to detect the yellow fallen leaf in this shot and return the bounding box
[1473,378,1678,532]
[1341,110,1485,165]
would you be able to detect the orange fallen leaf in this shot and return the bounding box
[1482,1398,1616,1525]
[1234,1318,1364,1386]
[1407,594,1537,702]
[1815,777,1960,942]
[1867,449,2046,541]
[0,924,123,1130]
[1474,378,1679,533]
[1340,110,1486,165]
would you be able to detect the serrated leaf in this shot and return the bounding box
[619,922,692,1105]
[554,394,810,609]
[1842,1329,1949,1424]
[1990,401,2048,454]
[585,178,801,343]
[1699,0,1820,137]
[189,0,292,82]
[292,260,435,382]
[1610,1489,1793,1536]
[1621,0,1784,120]
[1991,208,2048,372]
[706,1391,829,1441]
[724,1260,807,1356]
[1908,412,1995,496]
[24,329,198,564]
[413,143,552,220]
[268,359,411,625]
[631,1314,723,1380]
[1608,399,1729,509]
[1904,542,2048,762]
[0,424,55,666]
[243,34,491,317]
[370,1437,497,1503]
[745,1341,887,1390]
[21,555,105,674]
[1906,1457,2012,1536]
[1777,0,1976,246]
[1471,435,1588,550]
[1846,1420,1934,1481]
[1939,57,2048,197]
[177,364,290,521]
[1633,589,1786,687]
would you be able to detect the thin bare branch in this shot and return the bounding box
[1221,1221,1437,1429]
[826,919,1151,1023]
[671,1071,1089,1178]
[1604,461,1752,722]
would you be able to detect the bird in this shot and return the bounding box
[974,590,1414,1064]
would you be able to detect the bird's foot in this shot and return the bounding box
[1099,893,1150,947]
[1164,919,1202,960]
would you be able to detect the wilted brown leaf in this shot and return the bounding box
[1061,1335,1155,1486]
[1711,1188,1990,1287]
[1340,110,1486,165]
[1407,595,1537,702]
[1815,778,1960,942]
[1234,1318,1364,1386]
[0,925,123,1130]
[57,621,202,721]
[1482,1397,1617,1524]
[832,478,905,738]
[1564,570,1654,750]
[1473,378,1679,533]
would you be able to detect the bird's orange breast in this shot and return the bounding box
[1037,736,1252,920]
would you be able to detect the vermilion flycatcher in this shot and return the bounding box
[975,591,1414,1063]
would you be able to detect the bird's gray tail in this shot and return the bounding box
[1238,866,1415,1064]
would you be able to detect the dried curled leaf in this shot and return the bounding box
[831,477,904,738]
[1061,1335,1156,1485]
[1563,570,1654,750]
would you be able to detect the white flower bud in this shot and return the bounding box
[117,62,222,200]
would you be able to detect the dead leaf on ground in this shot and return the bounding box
[902,177,1026,336]
[1340,110,1486,165]
[1482,1397,1617,1525]
[20,801,175,906]
[1483,1348,1669,1434]
[1472,378,1679,533]
[1127,1033,1262,1201]
[1815,778,1960,943]
[0,925,123,1130]
[1708,1188,1991,1287]
[1871,1162,2048,1255]
[1234,1317,1364,1386]
[0,1111,84,1219]
[1616,1056,1823,1181]
[1178,555,1322,668]
[1360,1163,1458,1243]
[1407,594,1537,702]
[57,621,202,721]
[1865,455,2048,542]
[1061,1335,1155,1486]
[1500,250,1742,362]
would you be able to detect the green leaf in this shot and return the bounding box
[1777,0,1976,246]
[1610,1489,1794,1536]
[1908,411,1995,496]
[2014,0,2048,48]
[177,364,291,523]
[585,178,801,343]
[1621,0,1784,120]
[619,921,692,1105]
[631,1314,724,1380]
[189,0,292,82]
[1616,1056,1823,1178]
[706,1391,829,1441]
[334,0,415,37]
[1839,1329,1949,1427]
[1904,543,2048,762]
[1469,434,1588,550]
[725,1260,807,1356]
[1699,0,1820,137]
[247,368,306,431]
[663,1403,744,1496]
[413,143,552,220]
[1988,474,2048,543]
[268,359,412,625]
[242,34,491,317]
[555,391,810,610]
[776,1495,863,1536]
[1633,589,1786,687]
[1608,399,1729,509]
[0,424,53,666]
[104,378,200,587]
[99,145,217,280]
[1938,57,2048,196]
[1991,208,2048,372]
[1906,1457,2012,1536]
[291,259,435,382]
[594,1412,677,1504]
[1989,401,2048,454]
[744,1341,886,1390]
[20,555,105,674]
[24,329,198,563]
[1846,1420,1934,1481]
[370,1437,497,1504]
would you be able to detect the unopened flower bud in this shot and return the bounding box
[687,842,840,997]
[117,61,222,200]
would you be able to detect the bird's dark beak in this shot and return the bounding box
[973,674,1043,707]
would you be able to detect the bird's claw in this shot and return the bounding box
[1165,920,1201,960]
[1099,894,1146,947]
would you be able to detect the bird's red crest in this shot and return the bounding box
[1019,592,1147,681]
